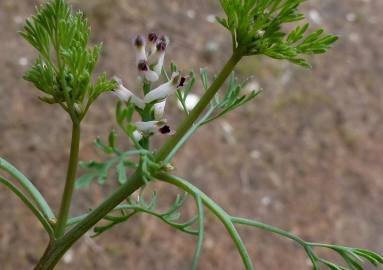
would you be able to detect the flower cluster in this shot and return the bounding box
[113,33,186,142]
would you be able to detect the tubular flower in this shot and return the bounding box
[153,37,168,75]
[134,120,174,136]
[137,60,159,82]
[134,35,147,65]
[113,77,145,109]
[144,72,185,103]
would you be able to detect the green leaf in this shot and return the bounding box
[217,0,337,67]
[116,161,127,184]
[75,172,98,189]
[20,0,113,114]
[200,68,209,90]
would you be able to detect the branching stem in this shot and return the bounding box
[55,122,81,237]
[35,52,242,269]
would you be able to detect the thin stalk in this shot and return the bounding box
[0,158,56,222]
[55,122,81,237]
[157,173,254,270]
[231,217,307,247]
[156,51,242,161]
[0,176,54,238]
[34,171,144,270]
[191,195,204,270]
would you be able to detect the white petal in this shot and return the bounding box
[113,78,145,109]
[144,72,180,103]
[136,47,147,65]
[130,96,146,109]
[153,52,165,75]
[135,121,159,133]
[144,82,175,103]
[144,70,159,82]
[154,99,167,120]
[132,130,143,142]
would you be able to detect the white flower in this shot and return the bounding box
[134,35,147,65]
[113,77,145,109]
[152,37,168,75]
[135,121,161,133]
[132,130,143,142]
[144,72,181,103]
[135,120,174,135]
[137,60,159,82]
[154,99,167,120]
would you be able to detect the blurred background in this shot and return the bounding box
[0,0,382,269]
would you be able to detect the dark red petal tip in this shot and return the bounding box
[177,77,186,88]
[137,60,148,71]
[148,32,158,42]
[134,35,145,47]
[159,125,171,134]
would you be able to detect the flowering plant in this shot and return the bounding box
[0,0,382,269]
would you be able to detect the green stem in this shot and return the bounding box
[0,176,54,238]
[55,122,81,237]
[157,173,254,270]
[231,217,307,247]
[156,51,242,161]
[34,171,144,270]
[191,195,204,270]
[0,158,56,222]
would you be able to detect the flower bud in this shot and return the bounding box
[147,32,158,57]
[132,130,143,142]
[152,37,169,75]
[134,35,147,64]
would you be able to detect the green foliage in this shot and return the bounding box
[93,191,198,237]
[20,0,115,120]
[217,0,338,67]
[309,244,383,270]
[202,72,261,125]
[75,132,150,188]
[68,189,198,238]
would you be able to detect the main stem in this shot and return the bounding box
[156,51,242,161]
[55,122,81,237]
[35,51,243,269]
[34,171,144,270]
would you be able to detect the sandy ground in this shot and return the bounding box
[0,0,382,269]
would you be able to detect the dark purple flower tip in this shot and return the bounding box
[156,40,167,51]
[159,125,172,134]
[134,35,145,47]
[137,60,149,71]
[148,32,158,43]
[177,77,186,88]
